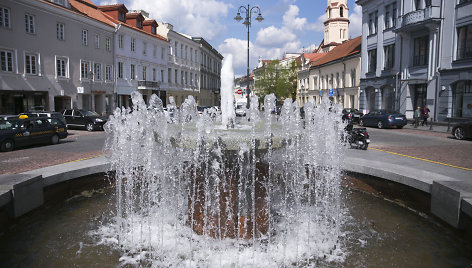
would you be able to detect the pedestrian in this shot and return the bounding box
[422,105,430,126]
[414,106,421,128]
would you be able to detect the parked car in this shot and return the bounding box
[235,104,246,117]
[359,109,407,129]
[452,121,472,140]
[342,108,364,123]
[20,111,67,125]
[62,109,107,131]
[0,116,68,152]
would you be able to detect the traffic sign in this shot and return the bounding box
[237,89,242,94]
[328,88,334,96]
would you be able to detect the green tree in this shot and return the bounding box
[255,59,300,104]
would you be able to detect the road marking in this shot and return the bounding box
[370,148,472,171]
[65,155,102,163]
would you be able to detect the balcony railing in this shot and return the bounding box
[137,80,161,89]
[399,6,441,28]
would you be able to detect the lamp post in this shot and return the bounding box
[234,5,263,108]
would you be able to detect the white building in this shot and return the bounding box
[157,23,200,106]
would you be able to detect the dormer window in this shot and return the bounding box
[152,26,156,34]
[137,20,142,29]
[118,12,125,22]
[51,0,65,6]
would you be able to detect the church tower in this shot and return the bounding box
[322,0,349,52]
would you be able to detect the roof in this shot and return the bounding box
[69,0,168,42]
[304,53,327,64]
[311,36,361,67]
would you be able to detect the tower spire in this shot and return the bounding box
[322,0,350,52]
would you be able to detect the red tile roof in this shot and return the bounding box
[311,36,361,67]
[69,0,168,42]
[304,53,327,64]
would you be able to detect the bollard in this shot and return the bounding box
[429,118,433,130]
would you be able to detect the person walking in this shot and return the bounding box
[414,106,421,128]
[422,105,430,126]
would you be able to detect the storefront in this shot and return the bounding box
[0,90,48,114]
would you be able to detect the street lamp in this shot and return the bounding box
[234,5,263,108]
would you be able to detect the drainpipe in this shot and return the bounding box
[434,0,445,122]
[113,23,122,110]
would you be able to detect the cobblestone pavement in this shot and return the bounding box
[0,130,105,175]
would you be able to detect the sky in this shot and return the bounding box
[96,0,362,77]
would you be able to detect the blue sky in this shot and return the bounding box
[97,0,362,77]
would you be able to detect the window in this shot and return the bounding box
[369,12,378,35]
[190,48,193,61]
[168,68,171,83]
[0,50,13,72]
[0,7,10,28]
[57,23,64,40]
[143,42,147,55]
[153,45,157,57]
[195,50,198,63]
[56,57,67,78]
[351,69,356,87]
[160,70,163,82]
[181,70,184,84]
[95,34,100,49]
[130,64,135,79]
[106,37,111,51]
[175,41,178,57]
[25,14,35,34]
[340,7,344,17]
[82,30,88,46]
[25,54,38,75]
[181,44,183,59]
[137,19,142,29]
[185,45,188,59]
[413,36,429,66]
[368,49,377,73]
[185,72,188,85]
[385,5,391,29]
[118,62,123,78]
[459,0,472,4]
[118,35,123,49]
[118,11,125,22]
[131,38,135,52]
[452,80,472,118]
[142,66,146,80]
[80,60,89,79]
[384,45,395,70]
[392,4,397,27]
[94,63,101,80]
[161,47,164,59]
[152,68,156,81]
[105,65,112,81]
[151,26,156,34]
[457,24,472,60]
[174,69,177,83]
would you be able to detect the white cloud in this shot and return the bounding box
[99,0,231,40]
[282,5,306,31]
[256,26,296,47]
[349,4,363,38]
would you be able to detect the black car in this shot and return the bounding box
[342,108,363,123]
[359,109,407,129]
[21,111,67,125]
[62,109,107,131]
[452,121,472,140]
[0,116,68,152]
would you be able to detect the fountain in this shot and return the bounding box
[100,55,347,266]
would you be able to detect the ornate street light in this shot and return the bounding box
[234,5,263,108]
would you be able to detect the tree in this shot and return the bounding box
[255,59,300,104]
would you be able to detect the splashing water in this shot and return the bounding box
[100,89,348,266]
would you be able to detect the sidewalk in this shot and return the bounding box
[402,121,451,133]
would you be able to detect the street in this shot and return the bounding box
[0,125,470,175]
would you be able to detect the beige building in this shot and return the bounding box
[301,37,361,109]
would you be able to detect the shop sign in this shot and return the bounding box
[77,87,84,94]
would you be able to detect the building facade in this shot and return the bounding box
[319,0,350,53]
[305,37,361,108]
[158,24,200,106]
[357,0,472,121]
[0,0,114,115]
[193,37,222,107]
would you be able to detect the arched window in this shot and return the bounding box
[452,80,472,118]
[328,8,331,19]
[340,7,344,17]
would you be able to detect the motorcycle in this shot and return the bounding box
[345,121,370,150]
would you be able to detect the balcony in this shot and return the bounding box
[397,6,441,32]
[137,80,161,90]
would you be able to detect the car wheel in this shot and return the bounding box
[360,143,368,150]
[359,119,364,127]
[454,127,465,140]
[397,125,404,129]
[377,121,383,129]
[1,139,14,152]
[86,122,94,132]
[51,134,59,145]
